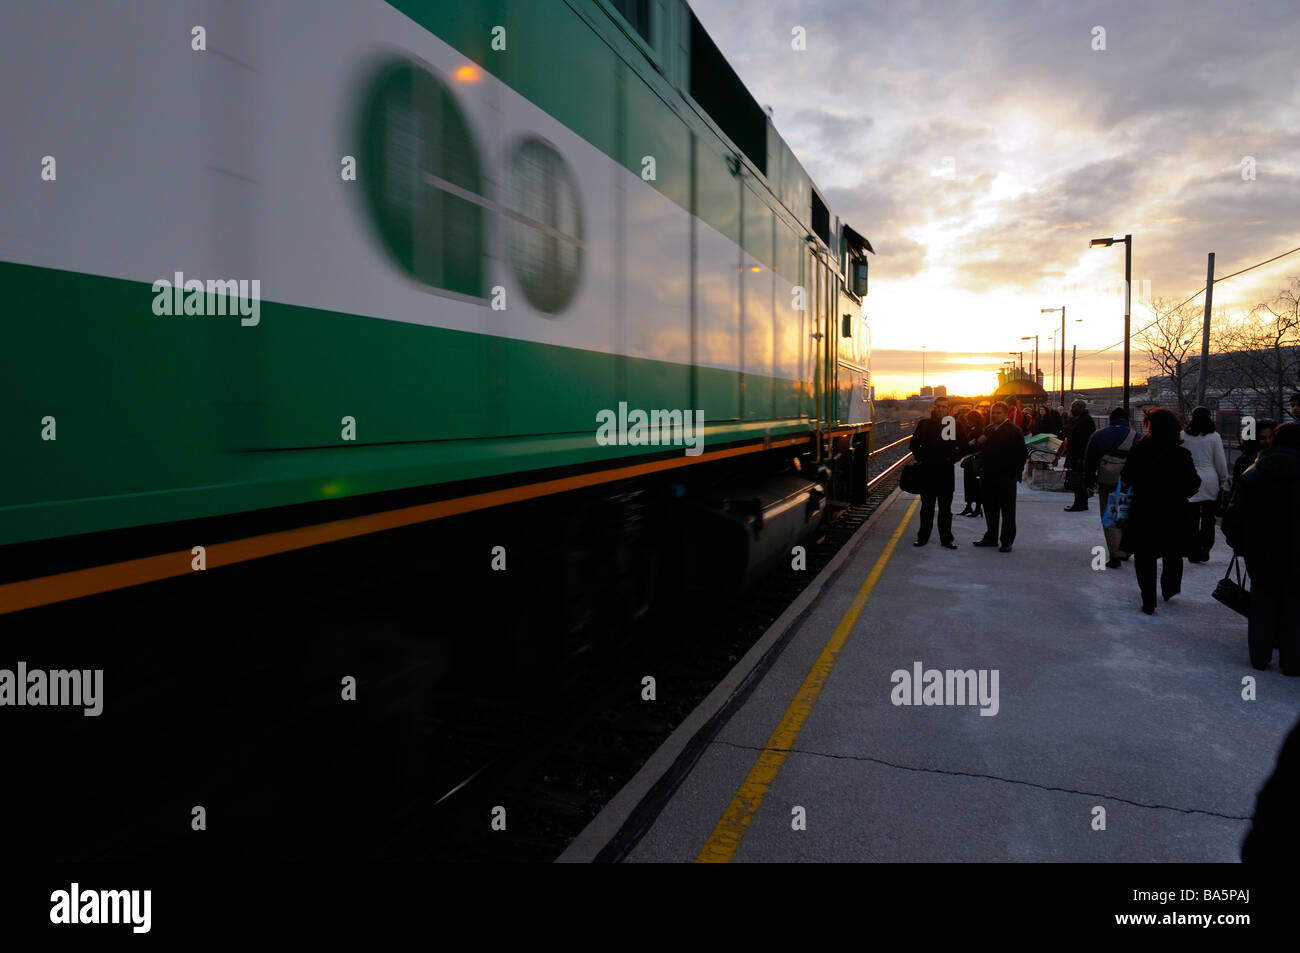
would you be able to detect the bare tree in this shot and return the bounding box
[1136,297,1228,415]
[1216,276,1300,420]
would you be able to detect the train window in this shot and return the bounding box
[610,0,653,45]
[359,59,486,297]
[506,138,584,314]
[810,190,830,247]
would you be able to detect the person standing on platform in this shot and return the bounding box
[1182,406,1229,563]
[1055,400,1096,512]
[972,401,1028,553]
[1223,421,1300,674]
[1084,407,1135,568]
[1119,408,1201,614]
[957,408,984,518]
[909,396,964,548]
[1231,419,1275,492]
[1045,404,1064,437]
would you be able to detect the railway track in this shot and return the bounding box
[420,434,914,861]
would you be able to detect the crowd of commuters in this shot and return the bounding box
[910,398,1028,553]
[907,394,1300,674]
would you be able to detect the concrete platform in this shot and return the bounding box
[614,473,1300,862]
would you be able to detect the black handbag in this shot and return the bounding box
[900,462,926,494]
[1212,554,1250,617]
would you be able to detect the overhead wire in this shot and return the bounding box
[1079,244,1300,357]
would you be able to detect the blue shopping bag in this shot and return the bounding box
[1101,478,1131,530]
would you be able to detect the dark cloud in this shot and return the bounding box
[691,0,1300,306]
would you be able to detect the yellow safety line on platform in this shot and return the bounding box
[695,495,920,863]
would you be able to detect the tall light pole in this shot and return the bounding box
[921,344,926,390]
[1042,307,1065,408]
[1110,360,1114,391]
[1090,234,1133,414]
[1022,336,1038,384]
[1048,333,1056,396]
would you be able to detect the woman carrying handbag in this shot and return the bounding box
[1222,422,1300,674]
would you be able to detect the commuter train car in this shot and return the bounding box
[0,0,873,627]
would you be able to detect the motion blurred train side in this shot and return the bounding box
[0,0,874,631]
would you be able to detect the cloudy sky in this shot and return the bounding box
[691,0,1300,397]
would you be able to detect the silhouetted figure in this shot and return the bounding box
[1085,407,1135,568]
[1183,406,1229,563]
[1222,421,1300,674]
[972,401,1028,553]
[1242,711,1300,862]
[1119,408,1201,614]
[1056,400,1096,511]
[1233,420,1276,492]
[958,409,984,518]
[1040,405,1064,437]
[909,396,963,549]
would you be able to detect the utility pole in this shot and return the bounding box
[1197,252,1214,407]
[1070,344,1077,394]
[1123,235,1132,415]
[1060,306,1066,409]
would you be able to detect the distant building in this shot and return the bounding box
[1146,347,1300,422]
[933,385,947,397]
[920,385,933,397]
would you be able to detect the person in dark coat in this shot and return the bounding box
[957,408,984,518]
[1119,407,1201,614]
[1084,407,1135,568]
[1042,404,1064,437]
[1222,421,1300,674]
[972,400,1028,552]
[1230,419,1274,493]
[1242,711,1300,861]
[909,396,964,548]
[1054,400,1096,511]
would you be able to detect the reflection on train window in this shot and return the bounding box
[360,59,486,297]
[610,0,652,44]
[506,138,584,314]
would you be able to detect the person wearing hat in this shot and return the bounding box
[1055,400,1096,511]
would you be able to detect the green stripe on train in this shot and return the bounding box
[0,261,809,547]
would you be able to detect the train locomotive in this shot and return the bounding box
[1,0,875,638]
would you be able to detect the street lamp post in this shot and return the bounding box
[1041,307,1065,408]
[1090,234,1133,414]
[921,344,926,391]
[1021,336,1039,384]
[1048,333,1056,396]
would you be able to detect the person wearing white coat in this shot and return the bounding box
[1183,406,1229,563]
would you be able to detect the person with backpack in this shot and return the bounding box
[1085,407,1135,569]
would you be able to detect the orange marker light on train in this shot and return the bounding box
[453,65,481,83]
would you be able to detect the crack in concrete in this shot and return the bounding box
[712,738,1253,820]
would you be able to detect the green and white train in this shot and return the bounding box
[1,0,874,618]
